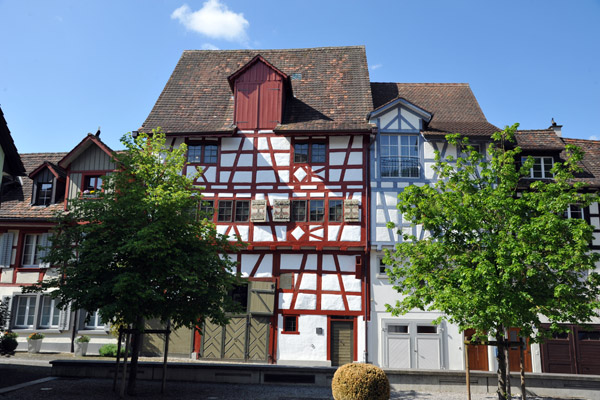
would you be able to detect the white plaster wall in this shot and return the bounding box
[379,110,398,130]
[256,170,277,183]
[329,152,345,165]
[345,169,363,181]
[348,152,362,165]
[221,137,241,151]
[351,136,363,149]
[221,153,236,167]
[329,169,341,182]
[337,255,356,272]
[270,137,291,150]
[1,269,13,283]
[322,294,344,310]
[341,275,362,292]
[253,226,274,242]
[327,225,340,241]
[16,272,40,284]
[237,154,253,167]
[322,274,340,291]
[400,108,421,130]
[257,137,268,150]
[341,226,361,241]
[423,141,436,159]
[257,153,272,167]
[299,273,317,290]
[232,171,252,183]
[424,162,435,179]
[277,315,328,363]
[329,136,350,149]
[274,153,289,166]
[280,254,303,270]
[295,293,317,310]
[242,138,254,150]
[202,167,216,182]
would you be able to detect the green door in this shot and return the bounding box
[331,321,354,366]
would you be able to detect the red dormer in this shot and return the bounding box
[228,55,287,130]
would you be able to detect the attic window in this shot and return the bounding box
[35,181,53,206]
[291,73,302,81]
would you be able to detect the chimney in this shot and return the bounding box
[549,118,562,137]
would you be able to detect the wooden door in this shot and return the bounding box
[331,321,354,366]
[201,320,224,359]
[508,328,532,372]
[465,329,489,371]
[247,315,270,362]
[223,317,247,361]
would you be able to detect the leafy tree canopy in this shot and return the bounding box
[385,124,600,341]
[26,130,241,330]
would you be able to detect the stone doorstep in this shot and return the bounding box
[49,360,600,398]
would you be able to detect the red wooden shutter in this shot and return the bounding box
[235,83,259,129]
[258,80,282,129]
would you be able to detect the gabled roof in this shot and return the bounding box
[141,46,374,134]
[368,97,432,122]
[515,129,565,151]
[227,54,288,90]
[28,161,67,180]
[58,133,114,169]
[0,107,26,176]
[0,152,67,221]
[370,83,499,137]
[561,138,600,188]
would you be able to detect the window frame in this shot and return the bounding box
[328,199,343,223]
[309,200,325,222]
[39,296,61,329]
[35,181,53,206]
[199,199,215,221]
[217,200,233,222]
[186,141,219,164]
[22,233,42,268]
[234,200,251,222]
[380,134,420,178]
[84,310,105,330]
[524,156,554,179]
[291,200,307,222]
[565,204,585,220]
[14,295,37,328]
[81,173,105,198]
[293,141,327,164]
[282,315,299,334]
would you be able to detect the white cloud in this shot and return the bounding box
[589,135,598,141]
[172,1,249,42]
[201,43,220,50]
[370,64,382,70]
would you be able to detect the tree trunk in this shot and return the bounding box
[496,331,507,400]
[127,316,145,396]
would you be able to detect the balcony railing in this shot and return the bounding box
[381,157,420,178]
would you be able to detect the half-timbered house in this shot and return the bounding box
[141,46,373,366]
[0,133,117,353]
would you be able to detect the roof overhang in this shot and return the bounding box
[368,97,433,123]
[28,161,65,180]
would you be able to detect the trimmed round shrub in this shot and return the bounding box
[332,363,390,400]
[0,332,19,354]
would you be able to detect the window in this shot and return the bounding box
[524,156,553,179]
[187,143,218,164]
[83,175,102,192]
[283,316,298,333]
[14,296,37,328]
[235,201,250,222]
[230,284,248,312]
[22,234,46,267]
[85,310,105,329]
[199,200,215,220]
[329,200,343,222]
[40,296,61,328]
[380,135,419,178]
[309,200,325,222]
[388,325,408,334]
[294,142,326,163]
[565,205,584,219]
[417,325,437,334]
[217,201,233,222]
[291,200,307,222]
[379,258,387,274]
[35,181,53,206]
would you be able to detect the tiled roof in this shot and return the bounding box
[370,83,499,137]
[0,107,26,176]
[141,46,374,134]
[0,152,67,221]
[562,138,600,188]
[516,129,565,151]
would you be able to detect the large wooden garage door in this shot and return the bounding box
[201,315,270,362]
[542,325,600,375]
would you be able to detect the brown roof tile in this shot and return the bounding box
[141,46,374,134]
[516,129,565,151]
[371,83,499,137]
[562,138,600,188]
[0,152,67,222]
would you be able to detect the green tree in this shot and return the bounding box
[26,130,240,395]
[385,124,600,400]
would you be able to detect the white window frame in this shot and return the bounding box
[525,156,554,179]
[39,296,61,328]
[85,310,105,329]
[380,134,420,178]
[565,205,585,220]
[14,295,37,328]
[21,233,50,268]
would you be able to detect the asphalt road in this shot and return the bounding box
[0,362,52,389]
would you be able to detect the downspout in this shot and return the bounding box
[364,127,377,363]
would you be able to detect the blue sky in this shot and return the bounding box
[1,0,599,153]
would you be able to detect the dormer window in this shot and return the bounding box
[82,175,103,197]
[524,156,553,179]
[381,135,419,178]
[35,181,53,206]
